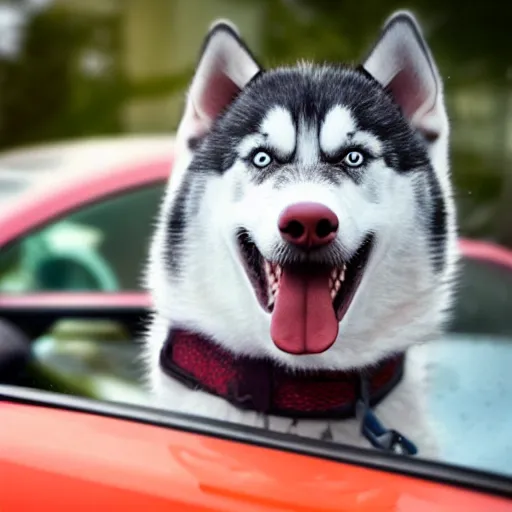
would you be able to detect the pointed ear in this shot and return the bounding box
[362,11,446,141]
[179,20,261,144]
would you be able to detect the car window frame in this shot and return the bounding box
[0,178,167,295]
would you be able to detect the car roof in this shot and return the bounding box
[0,135,175,206]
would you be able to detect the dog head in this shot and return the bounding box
[147,11,458,371]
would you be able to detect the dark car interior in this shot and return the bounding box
[0,300,147,394]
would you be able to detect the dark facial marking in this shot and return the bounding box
[167,177,191,273]
[187,136,204,152]
[425,168,447,274]
[166,173,206,274]
[413,166,447,274]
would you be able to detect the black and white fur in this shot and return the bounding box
[143,11,458,458]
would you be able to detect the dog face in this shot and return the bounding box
[146,11,458,372]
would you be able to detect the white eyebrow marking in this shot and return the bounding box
[260,106,296,157]
[319,105,356,155]
[320,106,384,158]
[237,134,265,158]
[350,132,383,157]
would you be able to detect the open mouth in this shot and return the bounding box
[237,231,374,355]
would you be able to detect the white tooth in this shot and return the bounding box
[331,268,337,279]
[335,280,341,291]
[276,265,282,278]
[330,289,336,299]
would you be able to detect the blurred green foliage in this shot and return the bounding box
[0,0,511,244]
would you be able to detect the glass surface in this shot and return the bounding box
[0,184,165,292]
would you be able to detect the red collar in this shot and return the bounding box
[160,329,405,419]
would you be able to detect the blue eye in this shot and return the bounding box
[252,151,272,168]
[343,151,365,168]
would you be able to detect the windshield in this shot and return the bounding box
[0,0,511,497]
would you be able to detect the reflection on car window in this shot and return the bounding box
[0,184,165,292]
[451,258,512,336]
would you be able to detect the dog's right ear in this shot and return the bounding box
[362,11,446,142]
[178,20,261,146]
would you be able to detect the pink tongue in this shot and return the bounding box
[270,266,339,354]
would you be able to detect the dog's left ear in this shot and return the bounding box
[362,11,446,141]
[178,20,261,145]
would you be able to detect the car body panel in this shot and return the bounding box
[0,156,172,248]
[1,397,511,511]
[460,239,512,269]
[0,291,151,309]
[0,136,174,205]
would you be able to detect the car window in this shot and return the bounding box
[450,258,512,336]
[0,183,165,292]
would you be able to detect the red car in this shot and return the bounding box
[0,137,511,510]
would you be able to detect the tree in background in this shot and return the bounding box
[0,2,123,148]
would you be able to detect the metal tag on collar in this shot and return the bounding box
[356,376,418,456]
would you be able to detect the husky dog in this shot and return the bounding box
[143,10,458,458]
